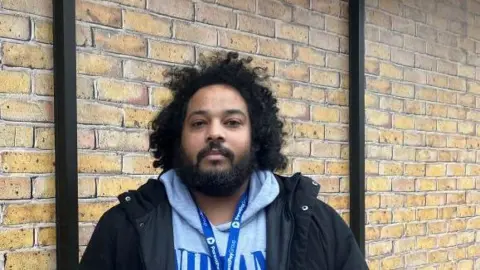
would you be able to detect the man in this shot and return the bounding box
[79,51,368,270]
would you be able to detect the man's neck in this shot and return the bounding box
[192,181,249,226]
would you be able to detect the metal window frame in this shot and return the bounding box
[348,0,366,255]
[53,0,79,268]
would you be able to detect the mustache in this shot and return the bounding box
[197,140,234,162]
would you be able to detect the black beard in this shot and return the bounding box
[173,141,255,197]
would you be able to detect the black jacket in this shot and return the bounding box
[79,173,369,270]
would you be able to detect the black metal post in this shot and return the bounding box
[53,0,79,268]
[348,0,366,256]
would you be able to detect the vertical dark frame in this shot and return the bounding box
[53,0,79,268]
[348,0,366,255]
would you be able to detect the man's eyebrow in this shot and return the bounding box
[186,109,247,119]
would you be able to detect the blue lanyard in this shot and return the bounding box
[197,192,248,270]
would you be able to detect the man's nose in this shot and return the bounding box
[207,121,225,142]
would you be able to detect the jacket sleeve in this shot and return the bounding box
[79,208,119,270]
[331,210,370,270]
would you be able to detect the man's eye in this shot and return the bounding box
[192,121,206,127]
[226,120,241,127]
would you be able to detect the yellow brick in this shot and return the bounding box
[380,62,403,79]
[38,227,55,246]
[405,223,426,236]
[369,210,392,224]
[3,0,52,17]
[238,14,274,37]
[97,79,148,105]
[426,103,447,117]
[78,153,122,173]
[417,236,437,249]
[393,208,415,222]
[79,201,117,222]
[292,159,325,174]
[365,58,380,75]
[366,41,391,59]
[16,126,33,147]
[77,52,122,77]
[292,85,325,102]
[394,238,416,253]
[327,89,348,106]
[294,46,325,66]
[447,192,465,204]
[0,125,16,147]
[77,101,123,126]
[367,259,380,270]
[123,154,158,174]
[283,140,310,156]
[381,194,404,208]
[123,10,170,37]
[35,128,94,150]
[416,86,437,101]
[124,60,167,83]
[380,224,404,239]
[366,109,391,127]
[278,100,309,120]
[258,38,292,59]
[366,77,391,93]
[391,178,414,192]
[0,70,30,94]
[367,177,392,191]
[458,205,476,217]
[0,229,33,250]
[425,164,446,177]
[366,226,380,241]
[438,207,457,219]
[379,162,402,176]
[326,195,348,209]
[438,234,457,247]
[415,117,437,131]
[310,69,340,87]
[467,217,480,229]
[219,30,257,53]
[427,73,449,88]
[311,142,340,158]
[150,41,194,64]
[5,250,55,270]
[294,123,324,139]
[325,161,348,175]
[196,2,236,28]
[417,208,438,220]
[1,151,54,173]
[467,191,480,204]
[276,63,309,82]
[94,29,146,57]
[425,194,446,206]
[2,43,52,69]
[176,22,218,47]
[125,108,156,129]
[416,179,436,191]
[277,22,308,43]
[312,106,339,122]
[458,122,475,135]
[393,115,414,129]
[449,219,466,232]
[76,0,121,27]
[268,79,291,98]
[32,176,95,198]
[381,256,404,270]
[0,177,31,199]
[77,24,92,47]
[437,178,456,191]
[416,149,438,162]
[428,250,449,263]
[368,241,392,256]
[0,14,30,40]
[3,203,54,225]
[1,100,53,122]
[457,177,475,189]
[97,130,149,152]
[467,245,480,257]
[34,19,53,43]
[426,134,447,147]
[97,177,146,197]
[366,195,380,208]
[325,126,348,141]
[405,194,426,207]
[404,164,425,176]
[34,73,93,98]
[437,120,457,133]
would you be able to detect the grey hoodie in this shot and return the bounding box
[159,169,280,270]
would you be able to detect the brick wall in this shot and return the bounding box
[0,0,478,269]
[365,0,480,269]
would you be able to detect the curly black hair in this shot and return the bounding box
[149,51,288,172]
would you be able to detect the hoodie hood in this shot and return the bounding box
[159,169,280,233]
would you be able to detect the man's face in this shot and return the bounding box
[175,84,253,196]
